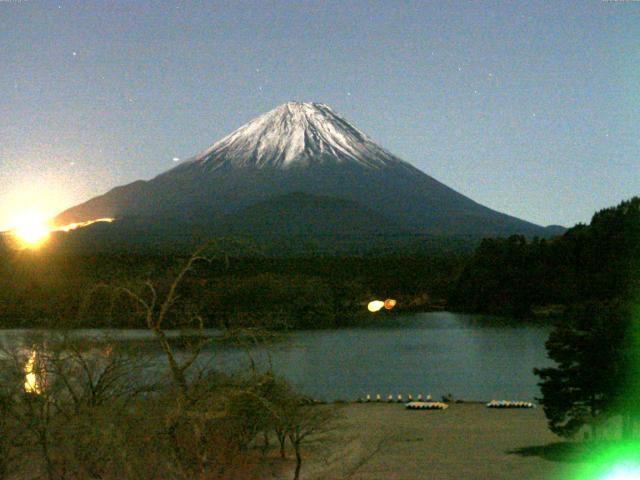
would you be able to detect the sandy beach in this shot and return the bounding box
[286,402,576,480]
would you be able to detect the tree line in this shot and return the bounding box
[449,197,640,317]
[448,197,640,441]
[0,246,464,329]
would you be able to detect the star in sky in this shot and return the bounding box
[0,0,636,230]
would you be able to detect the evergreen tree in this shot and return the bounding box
[534,301,636,438]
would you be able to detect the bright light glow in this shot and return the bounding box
[368,300,385,312]
[24,350,41,394]
[11,212,50,247]
[55,217,114,232]
[384,299,397,310]
[571,441,640,480]
[7,215,115,249]
[600,463,640,480]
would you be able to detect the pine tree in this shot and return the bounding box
[534,301,635,439]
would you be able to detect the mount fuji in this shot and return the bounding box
[53,102,561,253]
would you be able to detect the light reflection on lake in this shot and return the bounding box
[0,312,553,402]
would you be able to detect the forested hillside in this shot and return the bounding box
[0,246,463,329]
[2,197,638,328]
[449,197,640,316]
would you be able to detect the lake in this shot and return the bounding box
[0,312,554,402]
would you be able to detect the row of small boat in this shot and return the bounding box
[486,400,535,409]
[405,401,449,410]
[359,393,435,403]
[356,396,535,409]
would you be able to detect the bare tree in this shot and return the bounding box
[113,244,214,400]
[285,403,336,480]
[0,353,27,479]
[108,241,254,476]
[0,332,154,480]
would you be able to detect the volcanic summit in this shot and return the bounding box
[54,102,559,251]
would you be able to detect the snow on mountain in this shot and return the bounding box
[178,102,402,171]
[53,101,556,245]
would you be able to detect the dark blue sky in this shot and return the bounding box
[1,0,638,230]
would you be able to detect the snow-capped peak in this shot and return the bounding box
[187,102,402,170]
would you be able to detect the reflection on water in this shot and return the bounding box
[24,349,41,394]
[1,312,553,402]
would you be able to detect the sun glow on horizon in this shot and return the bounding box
[7,213,115,249]
[55,217,114,232]
[11,212,50,247]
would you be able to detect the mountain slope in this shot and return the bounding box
[220,192,404,237]
[54,102,558,244]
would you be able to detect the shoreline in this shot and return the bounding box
[285,402,570,480]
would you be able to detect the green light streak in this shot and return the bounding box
[570,441,640,480]
[569,302,640,479]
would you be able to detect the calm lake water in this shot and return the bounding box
[0,312,553,402]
